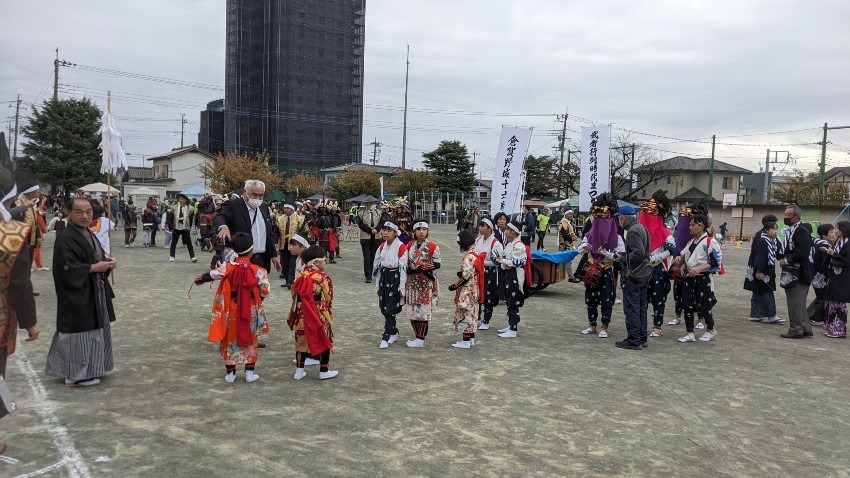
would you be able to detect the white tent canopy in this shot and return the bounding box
[128,186,160,196]
[78,182,120,194]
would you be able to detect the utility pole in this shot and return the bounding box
[627,143,636,198]
[762,149,791,204]
[13,94,21,159]
[708,135,716,199]
[369,137,381,165]
[180,113,187,147]
[819,123,850,204]
[556,108,568,198]
[401,44,410,170]
[53,48,60,101]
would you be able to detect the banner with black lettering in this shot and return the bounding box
[579,126,610,212]
[490,127,532,217]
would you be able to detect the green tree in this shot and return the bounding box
[422,140,475,194]
[19,98,103,195]
[282,172,326,198]
[523,155,556,197]
[328,169,380,200]
[389,169,437,195]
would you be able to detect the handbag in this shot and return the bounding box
[780,265,800,289]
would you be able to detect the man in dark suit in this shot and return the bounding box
[779,204,814,339]
[214,180,281,274]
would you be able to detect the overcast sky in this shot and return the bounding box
[2,0,849,179]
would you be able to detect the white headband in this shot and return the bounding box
[413,221,428,230]
[237,245,254,255]
[566,209,574,214]
[0,184,17,222]
[20,185,39,195]
[480,218,494,229]
[507,223,520,234]
[307,257,326,267]
[291,235,309,248]
[283,204,294,210]
[382,222,400,233]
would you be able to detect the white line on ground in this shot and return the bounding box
[11,460,66,478]
[0,455,21,464]
[13,346,93,478]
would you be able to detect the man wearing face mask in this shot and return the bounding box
[779,204,814,339]
[215,179,281,275]
[357,197,382,283]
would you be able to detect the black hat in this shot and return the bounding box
[176,193,190,202]
[15,168,39,195]
[641,189,671,217]
[302,245,327,264]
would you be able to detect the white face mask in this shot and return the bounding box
[247,198,262,210]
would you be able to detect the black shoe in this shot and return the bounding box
[365,278,371,283]
[33,292,39,297]
[257,342,267,348]
[568,278,581,283]
[279,274,286,279]
[780,333,804,339]
[642,342,648,348]
[615,340,642,350]
[281,283,288,288]
[803,331,814,337]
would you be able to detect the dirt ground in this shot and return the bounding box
[2,224,849,478]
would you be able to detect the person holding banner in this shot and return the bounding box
[493,220,531,338]
[577,194,624,339]
[475,218,504,331]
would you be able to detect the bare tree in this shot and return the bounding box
[610,132,666,200]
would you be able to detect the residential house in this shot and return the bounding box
[823,166,850,200]
[143,145,215,197]
[635,156,753,203]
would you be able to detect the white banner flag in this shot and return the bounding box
[579,125,610,212]
[490,126,532,217]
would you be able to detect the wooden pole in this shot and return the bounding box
[106,91,115,283]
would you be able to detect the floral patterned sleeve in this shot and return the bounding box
[461,252,476,280]
[431,244,441,265]
[256,267,271,297]
[321,274,333,308]
[209,261,228,280]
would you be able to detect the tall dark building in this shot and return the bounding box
[198,99,225,156]
[221,0,365,173]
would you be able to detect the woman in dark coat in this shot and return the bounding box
[822,221,850,338]
[744,221,781,323]
[808,223,835,325]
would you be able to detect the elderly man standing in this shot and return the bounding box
[779,204,814,339]
[357,198,382,283]
[215,180,281,274]
[46,197,117,387]
[612,204,651,350]
[277,203,304,288]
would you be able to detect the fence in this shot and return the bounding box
[404,191,482,225]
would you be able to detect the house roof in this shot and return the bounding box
[638,156,753,174]
[673,186,711,201]
[824,166,850,181]
[146,144,215,161]
[125,166,153,180]
[319,162,398,174]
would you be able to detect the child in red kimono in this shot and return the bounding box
[287,245,337,380]
[195,232,270,383]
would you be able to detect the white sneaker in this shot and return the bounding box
[191,257,198,263]
[498,326,511,333]
[169,257,175,262]
[451,340,472,349]
[677,333,696,343]
[668,317,682,326]
[598,328,609,338]
[470,338,476,346]
[379,340,389,349]
[319,370,339,380]
[478,323,490,330]
[498,329,517,338]
[293,368,306,380]
[699,331,715,342]
[696,321,706,330]
[581,326,597,335]
[406,338,425,348]
[649,328,663,337]
[224,372,236,383]
[305,358,320,366]
[38,266,50,271]
[245,370,260,383]
[748,317,764,322]
[387,334,398,344]
[615,299,622,304]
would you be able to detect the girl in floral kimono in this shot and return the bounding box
[288,245,337,380]
[822,221,850,338]
[450,230,480,349]
[404,220,440,348]
[195,232,270,383]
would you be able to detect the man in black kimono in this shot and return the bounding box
[45,197,117,387]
